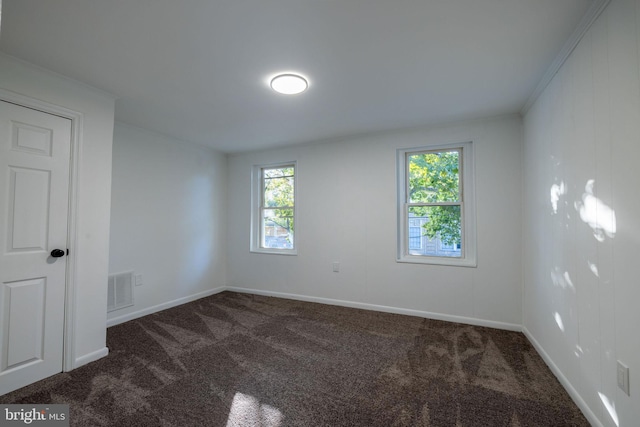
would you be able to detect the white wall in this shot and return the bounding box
[522,0,640,425]
[0,54,115,367]
[107,123,227,325]
[227,116,523,328]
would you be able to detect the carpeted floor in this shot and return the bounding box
[1,291,588,426]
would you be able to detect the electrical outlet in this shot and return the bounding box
[134,274,143,286]
[332,262,340,273]
[617,361,630,396]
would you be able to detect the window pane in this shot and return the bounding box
[408,150,459,203]
[408,206,461,257]
[263,166,294,208]
[262,208,294,249]
[264,167,294,179]
[264,176,294,207]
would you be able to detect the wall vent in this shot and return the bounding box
[107,271,134,312]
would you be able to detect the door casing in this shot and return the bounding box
[0,88,83,373]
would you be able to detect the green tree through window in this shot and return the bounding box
[408,150,461,246]
[398,142,475,266]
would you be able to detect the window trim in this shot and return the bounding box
[396,142,476,267]
[250,161,297,255]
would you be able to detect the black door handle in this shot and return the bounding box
[50,249,65,258]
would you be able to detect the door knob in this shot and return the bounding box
[50,249,66,258]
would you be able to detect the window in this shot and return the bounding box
[251,162,297,254]
[397,142,476,266]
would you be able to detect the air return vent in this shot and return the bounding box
[107,271,134,312]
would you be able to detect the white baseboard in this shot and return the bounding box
[73,347,109,370]
[98,285,601,426]
[225,287,522,332]
[522,327,603,427]
[106,286,226,327]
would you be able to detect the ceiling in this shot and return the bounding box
[0,0,593,153]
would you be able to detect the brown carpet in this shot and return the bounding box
[1,291,588,426]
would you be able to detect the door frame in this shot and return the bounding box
[0,88,83,373]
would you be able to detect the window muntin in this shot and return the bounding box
[251,163,297,254]
[397,142,476,266]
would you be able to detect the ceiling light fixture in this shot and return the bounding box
[270,73,308,95]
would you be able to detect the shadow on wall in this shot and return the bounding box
[548,178,619,426]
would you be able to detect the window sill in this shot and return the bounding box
[250,248,297,256]
[397,255,476,267]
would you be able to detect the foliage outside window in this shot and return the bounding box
[251,162,296,254]
[397,142,476,267]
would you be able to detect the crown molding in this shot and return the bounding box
[521,0,612,114]
[0,52,117,100]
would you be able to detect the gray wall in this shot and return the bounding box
[226,115,523,328]
[108,123,227,324]
[0,53,115,367]
[523,0,640,424]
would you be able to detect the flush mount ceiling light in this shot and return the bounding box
[270,73,308,95]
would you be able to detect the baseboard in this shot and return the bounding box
[225,287,522,332]
[99,286,601,425]
[106,286,226,327]
[73,347,109,370]
[100,285,600,426]
[522,327,603,427]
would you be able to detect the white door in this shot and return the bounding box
[0,101,71,395]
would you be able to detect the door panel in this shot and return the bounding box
[0,101,71,395]
[3,278,46,371]
[7,167,51,252]
[11,122,53,156]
